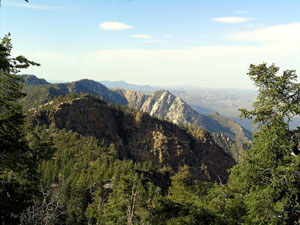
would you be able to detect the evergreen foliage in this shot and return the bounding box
[36,128,166,225]
[221,63,300,224]
[0,34,45,224]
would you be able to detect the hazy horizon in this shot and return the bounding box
[22,73,258,91]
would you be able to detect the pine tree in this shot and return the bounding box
[227,63,300,224]
[0,34,40,224]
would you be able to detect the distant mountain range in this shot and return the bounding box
[22,75,251,140]
[117,89,252,143]
[101,79,258,129]
[23,76,258,130]
[101,80,157,93]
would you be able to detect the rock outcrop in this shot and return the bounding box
[21,76,251,162]
[118,89,251,141]
[33,96,235,183]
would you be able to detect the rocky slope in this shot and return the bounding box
[116,89,252,162]
[31,96,235,183]
[117,89,252,141]
[22,75,250,161]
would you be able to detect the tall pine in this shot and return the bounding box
[226,63,300,225]
[0,34,40,224]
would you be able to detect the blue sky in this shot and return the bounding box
[1,0,300,89]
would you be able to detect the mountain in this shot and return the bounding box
[22,74,49,85]
[115,89,252,161]
[20,76,127,110]
[31,95,235,183]
[117,89,252,141]
[23,76,256,119]
[21,75,251,161]
[67,79,127,104]
[98,80,259,131]
[99,80,258,127]
[100,80,257,117]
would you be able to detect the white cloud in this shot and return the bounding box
[132,34,151,39]
[99,22,133,30]
[211,16,255,23]
[231,23,300,43]
[143,40,166,43]
[92,45,296,59]
[235,10,248,14]
[5,2,59,10]
[165,34,174,38]
[94,49,178,58]
[132,34,166,43]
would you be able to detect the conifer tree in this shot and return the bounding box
[0,34,40,224]
[227,63,300,224]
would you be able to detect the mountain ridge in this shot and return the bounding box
[117,89,252,142]
[22,75,251,161]
[30,95,235,183]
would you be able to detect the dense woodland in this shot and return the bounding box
[2,14,300,225]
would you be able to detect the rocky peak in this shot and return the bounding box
[151,89,172,97]
[118,89,251,141]
[115,89,252,162]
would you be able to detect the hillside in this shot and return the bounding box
[22,74,49,85]
[99,80,258,131]
[22,76,251,142]
[118,90,251,139]
[100,80,257,118]
[30,95,235,183]
[20,76,127,110]
[21,75,251,161]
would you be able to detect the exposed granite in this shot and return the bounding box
[34,96,235,183]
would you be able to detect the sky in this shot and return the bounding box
[0,0,300,89]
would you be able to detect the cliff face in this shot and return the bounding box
[22,76,250,143]
[34,96,235,183]
[117,89,252,162]
[119,89,251,142]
